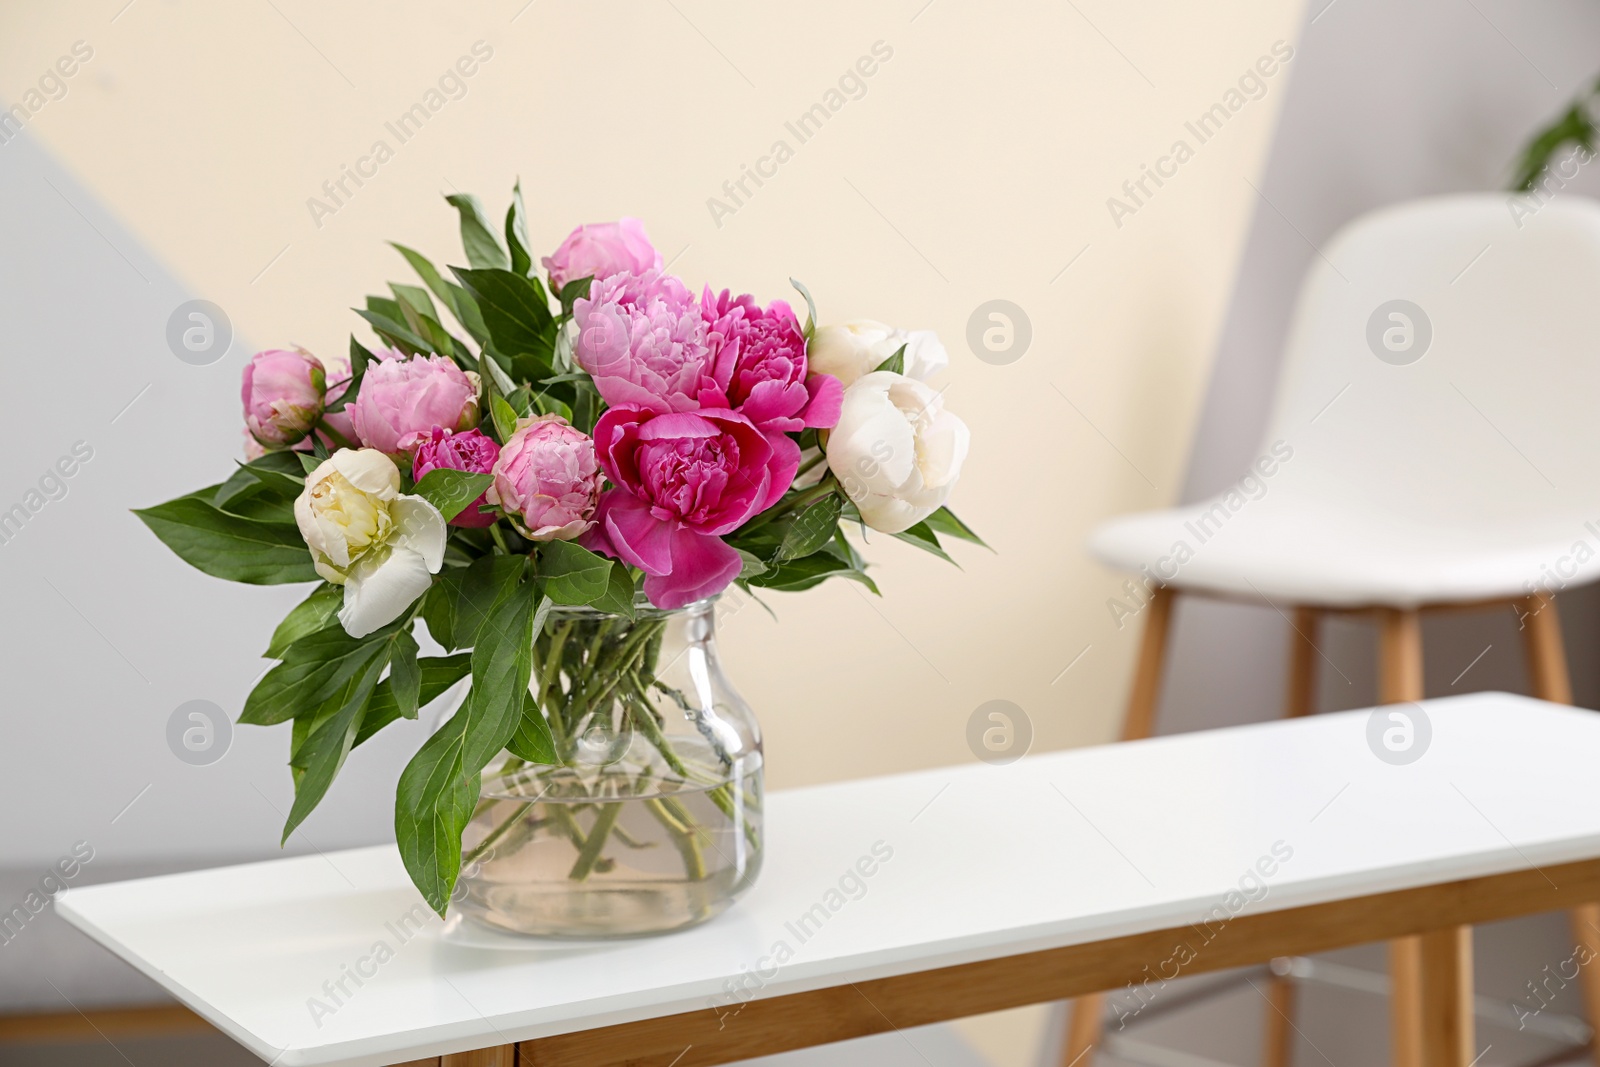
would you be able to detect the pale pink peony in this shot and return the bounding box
[242,348,325,449]
[572,272,721,415]
[585,406,796,609]
[401,427,501,528]
[347,348,480,456]
[488,416,602,541]
[541,218,662,293]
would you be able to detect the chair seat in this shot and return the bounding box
[1088,495,1600,608]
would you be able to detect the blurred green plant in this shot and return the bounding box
[1510,75,1600,191]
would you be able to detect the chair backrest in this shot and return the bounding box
[1258,194,1600,529]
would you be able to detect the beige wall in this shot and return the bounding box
[2,0,1304,780]
[2,2,1303,1062]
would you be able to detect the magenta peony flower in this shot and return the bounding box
[586,407,797,609]
[347,348,481,456]
[701,288,843,433]
[401,427,501,528]
[573,272,721,415]
[488,416,602,541]
[242,348,326,449]
[542,218,662,293]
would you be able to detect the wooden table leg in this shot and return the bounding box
[1060,992,1102,1065]
[442,1047,516,1066]
[1417,926,1473,1067]
[1390,937,1425,1067]
[1260,967,1297,1067]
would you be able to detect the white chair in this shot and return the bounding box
[1070,193,1600,1067]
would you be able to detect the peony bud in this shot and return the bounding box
[242,348,326,449]
[488,415,602,542]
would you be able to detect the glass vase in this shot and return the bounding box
[454,595,763,938]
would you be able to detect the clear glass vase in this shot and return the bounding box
[454,595,763,938]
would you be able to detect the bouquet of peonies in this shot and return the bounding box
[137,185,977,913]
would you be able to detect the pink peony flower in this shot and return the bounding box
[347,348,481,456]
[402,427,501,528]
[573,272,721,414]
[700,288,843,433]
[488,416,602,541]
[585,407,796,609]
[542,218,662,293]
[242,348,326,449]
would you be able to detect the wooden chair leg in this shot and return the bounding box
[1417,926,1474,1067]
[1515,595,1600,1053]
[1520,594,1574,704]
[1060,587,1177,1066]
[1119,586,1175,742]
[1255,606,1321,1067]
[1285,606,1321,717]
[1377,608,1426,1067]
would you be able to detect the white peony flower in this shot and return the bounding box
[293,449,446,638]
[807,321,948,389]
[826,371,970,534]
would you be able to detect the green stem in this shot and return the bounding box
[568,802,623,881]
[644,797,706,881]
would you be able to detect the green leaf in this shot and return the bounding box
[505,180,533,276]
[450,267,556,376]
[923,506,989,548]
[389,629,422,719]
[873,343,907,376]
[557,275,593,316]
[392,242,490,346]
[789,277,818,341]
[411,469,492,523]
[298,452,323,475]
[445,192,510,270]
[134,493,319,585]
[354,308,431,357]
[355,652,472,749]
[265,583,343,659]
[506,691,556,763]
[242,625,396,725]
[590,561,638,619]
[776,492,844,562]
[735,549,768,579]
[396,575,536,914]
[421,554,527,651]
[748,551,879,594]
[281,644,388,842]
[539,540,614,605]
[323,337,375,411]
[211,460,301,523]
[889,521,955,564]
[490,391,519,443]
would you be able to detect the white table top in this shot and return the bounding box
[59,692,1600,1066]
